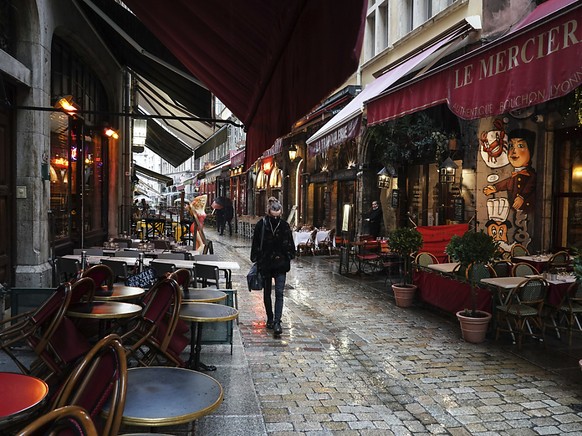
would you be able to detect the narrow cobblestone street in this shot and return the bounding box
[2,228,582,435]
[215,229,582,435]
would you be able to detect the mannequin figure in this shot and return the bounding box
[188,194,208,250]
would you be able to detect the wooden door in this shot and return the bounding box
[0,105,12,285]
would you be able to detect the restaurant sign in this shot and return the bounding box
[367,3,582,124]
[308,115,361,156]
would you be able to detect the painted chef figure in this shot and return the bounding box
[483,129,536,215]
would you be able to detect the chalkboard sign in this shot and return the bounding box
[391,189,399,208]
[453,197,465,222]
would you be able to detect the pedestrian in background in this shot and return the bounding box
[250,197,296,337]
[223,197,234,236]
[366,200,382,238]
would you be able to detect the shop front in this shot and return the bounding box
[366,0,582,253]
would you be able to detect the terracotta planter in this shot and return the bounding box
[392,284,417,308]
[456,310,492,343]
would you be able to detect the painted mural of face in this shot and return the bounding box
[487,221,509,244]
[508,137,531,168]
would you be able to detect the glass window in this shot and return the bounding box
[553,126,582,251]
[50,36,108,245]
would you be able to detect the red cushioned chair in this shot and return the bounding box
[51,334,127,436]
[0,282,91,385]
[122,277,186,367]
[16,405,98,436]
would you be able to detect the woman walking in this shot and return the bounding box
[251,197,296,337]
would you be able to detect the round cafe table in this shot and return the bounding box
[94,283,145,302]
[67,301,142,337]
[183,289,226,303]
[0,372,49,431]
[106,366,223,428]
[179,303,238,371]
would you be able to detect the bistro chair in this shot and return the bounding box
[510,243,530,257]
[51,334,128,436]
[548,280,582,346]
[465,262,496,283]
[16,405,98,436]
[0,283,71,376]
[169,268,192,293]
[355,239,382,273]
[82,264,114,291]
[55,257,81,283]
[547,250,570,271]
[69,277,96,304]
[167,268,196,338]
[122,278,186,367]
[317,228,336,255]
[150,260,176,278]
[296,229,317,256]
[414,252,439,268]
[0,282,91,385]
[101,259,130,284]
[192,263,221,288]
[491,260,513,277]
[335,234,348,250]
[495,277,548,349]
[512,262,539,277]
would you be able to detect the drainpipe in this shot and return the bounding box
[122,69,132,234]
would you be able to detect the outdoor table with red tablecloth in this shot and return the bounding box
[413,269,492,314]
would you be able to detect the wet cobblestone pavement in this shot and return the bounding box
[2,228,582,435]
[215,229,582,435]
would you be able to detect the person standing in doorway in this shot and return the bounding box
[366,200,382,238]
[251,197,296,337]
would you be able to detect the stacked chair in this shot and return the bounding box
[0,281,92,387]
[121,277,186,367]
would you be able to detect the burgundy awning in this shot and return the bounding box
[121,0,367,170]
[367,0,581,125]
[307,27,467,155]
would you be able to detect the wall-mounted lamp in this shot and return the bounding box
[54,95,80,114]
[439,157,458,183]
[377,165,397,189]
[104,128,119,140]
[377,167,391,189]
[262,159,273,175]
[288,144,298,162]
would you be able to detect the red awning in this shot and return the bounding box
[367,0,582,125]
[120,0,367,170]
[307,27,467,155]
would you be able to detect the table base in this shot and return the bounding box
[187,322,217,371]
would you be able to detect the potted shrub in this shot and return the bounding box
[387,227,423,307]
[445,230,499,343]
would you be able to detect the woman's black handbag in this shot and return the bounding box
[247,263,264,291]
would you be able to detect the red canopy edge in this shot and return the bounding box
[366,0,582,125]
[121,0,368,170]
[416,224,469,262]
